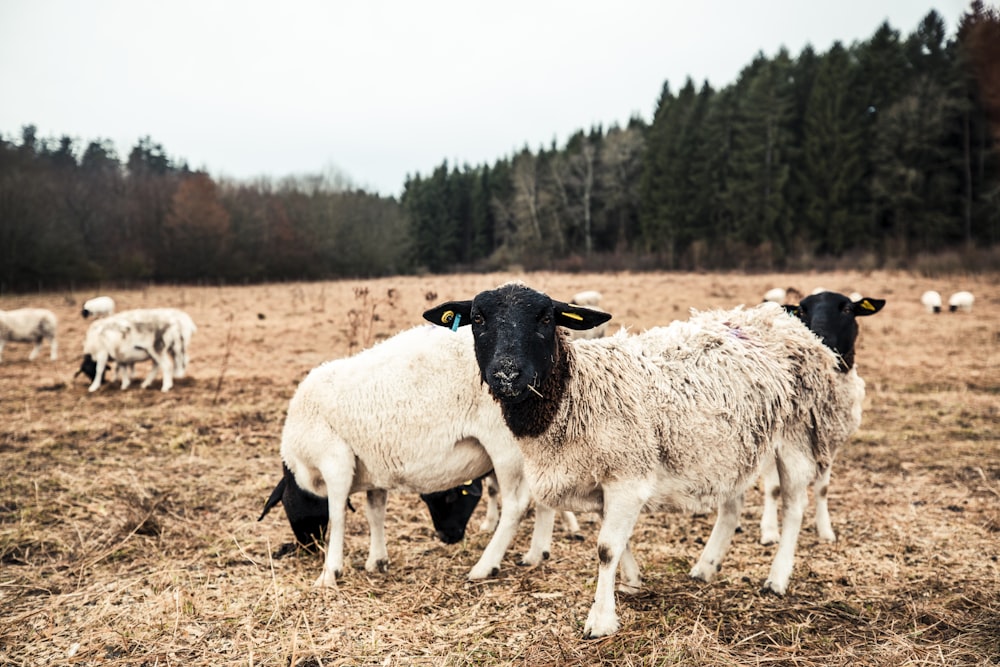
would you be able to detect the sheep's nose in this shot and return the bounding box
[492,358,520,383]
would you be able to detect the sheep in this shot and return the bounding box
[570,290,602,307]
[758,291,885,546]
[762,287,803,305]
[77,309,185,392]
[0,308,58,363]
[81,296,115,319]
[921,291,942,314]
[273,324,564,588]
[948,291,974,313]
[424,283,859,638]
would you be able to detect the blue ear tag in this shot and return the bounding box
[450,313,461,332]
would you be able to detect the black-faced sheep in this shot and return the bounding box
[758,291,885,546]
[0,308,58,363]
[81,296,115,319]
[273,324,563,588]
[77,309,188,392]
[921,290,942,314]
[948,291,974,313]
[425,282,858,638]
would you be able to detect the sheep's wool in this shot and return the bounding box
[513,303,856,514]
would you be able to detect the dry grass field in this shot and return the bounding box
[1,270,998,666]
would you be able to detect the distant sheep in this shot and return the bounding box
[948,291,974,313]
[425,283,859,638]
[77,309,187,392]
[0,308,58,363]
[272,324,564,588]
[759,291,885,546]
[921,291,942,314]
[81,296,115,319]
[762,287,803,305]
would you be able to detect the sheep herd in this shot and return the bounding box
[0,281,979,638]
[0,295,196,393]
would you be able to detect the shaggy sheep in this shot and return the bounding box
[425,283,859,638]
[758,291,885,546]
[81,296,116,319]
[0,308,58,363]
[77,309,185,392]
[948,291,975,313]
[921,291,942,314]
[274,324,563,588]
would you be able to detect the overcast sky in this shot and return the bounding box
[0,1,965,197]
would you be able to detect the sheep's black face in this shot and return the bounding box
[78,354,98,381]
[792,292,885,371]
[471,285,561,403]
[419,477,484,544]
[258,464,328,552]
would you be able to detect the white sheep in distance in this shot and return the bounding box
[921,291,943,314]
[425,283,859,638]
[277,324,564,588]
[77,309,187,392]
[567,290,609,341]
[81,296,115,319]
[762,286,803,305]
[948,291,975,313]
[0,308,58,363]
[758,291,885,546]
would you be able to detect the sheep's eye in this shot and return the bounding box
[472,314,484,325]
[540,314,552,325]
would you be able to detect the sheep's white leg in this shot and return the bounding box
[690,493,744,583]
[762,452,811,595]
[521,502,555,566]
[89,353,110,392]
[140,361,158,389]
[314,460,353,588]
[468,464,530,579]
[49,337,57,360]
[364,489,389,573]
[561,511,583,539]
[814,466,836,543]
[0,340,4,362]
[28,340,41,361]
[759,456,781,545]
[583,481,648,639]
[478,473,500,533]
[618,543,642,594]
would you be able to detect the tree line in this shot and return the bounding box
[1,5,998,291]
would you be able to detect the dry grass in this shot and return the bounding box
[1,270,998,666]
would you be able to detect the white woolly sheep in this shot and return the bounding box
[948,291,974,313]
[921,291,942,314]
[0,308,58,363]
[81,296,116,319]
[425,283,859,638]
[77,309,186,392]
[567,291,609,341]
[762,287,803,305]
[758,291,885,546]
[278,324,565,588]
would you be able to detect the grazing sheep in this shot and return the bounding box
[274,324,563,588]
[921,291,943,314]
[758,291,885,546]
[948,291,975,313]
[0,308,58,363]
[81,296,115,319]
[762,287,803,305]
[425,283,858,638]
[77,309,184,392]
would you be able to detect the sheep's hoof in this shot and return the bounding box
[689,564,716,583]
[760,581,786,597]
[617,582,642,595]
[313,570,341,587]
[582,613,619,639]
[365,558,389,573]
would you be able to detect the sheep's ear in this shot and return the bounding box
[552,301,613,331]
[423,301,473,328]
[853,298,885,316]
[258,477,286,521]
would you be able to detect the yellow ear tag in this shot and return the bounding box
[440,310,455,324]
[860,300,875,311]
[562,311,584,321]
